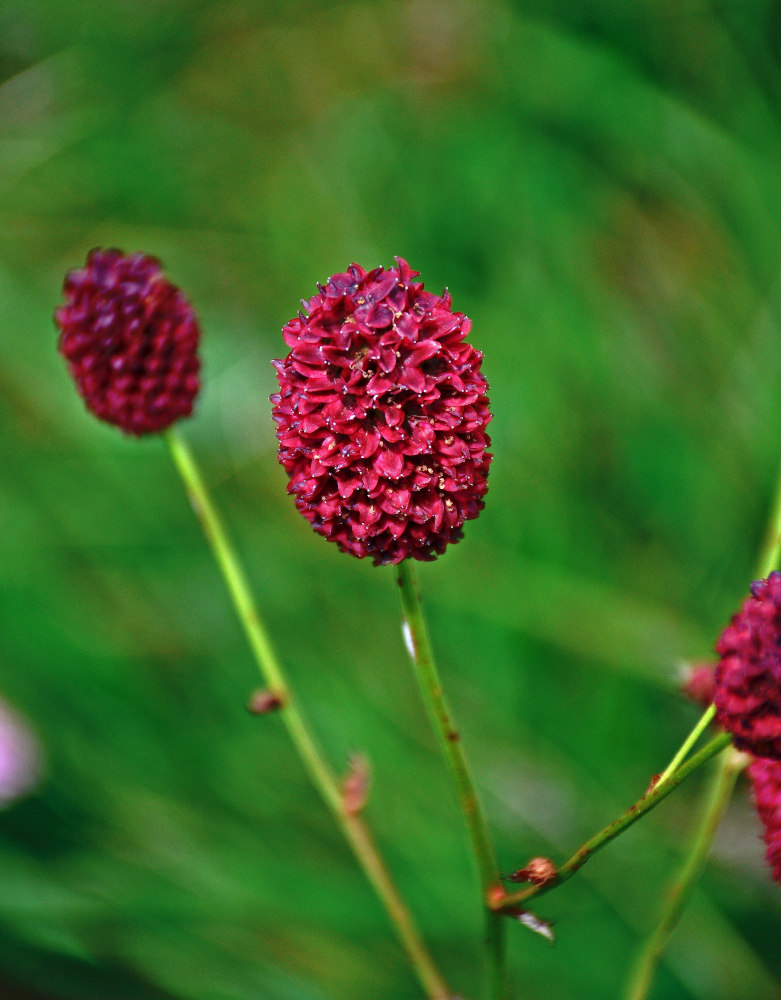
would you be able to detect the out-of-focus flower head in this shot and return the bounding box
[680,662,716,707]
[55,248,201,436]
[271,258,492,565]
[0,698,41,807]
[714,572,781,759]
[748,755,781,884]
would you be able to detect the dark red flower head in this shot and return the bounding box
[55,248,200,436]
[271,258,492,565]
[747,756,781,884]
[714,573,781,759]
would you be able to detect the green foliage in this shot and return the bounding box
[1,1,780,997]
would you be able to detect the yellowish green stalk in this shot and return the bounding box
[165,428,452,1000]
[621,453,781,998]
[658,704,716,785]
[623,749,746,1000]
[396,559,507,1000]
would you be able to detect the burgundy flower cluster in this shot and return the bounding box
[707,572,781,885]
[271,258,492,565]
[748,757,781,883]
[714,572,781,760]
[55,249,200,436]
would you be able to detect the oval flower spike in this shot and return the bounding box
[714,572,781,759]
[55,248,201,436]
[271,258,492,565]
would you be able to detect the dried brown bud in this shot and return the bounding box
[341,753,371,816]
[645,773,662,795]
[506,856,557,886]
[246,689,284,715]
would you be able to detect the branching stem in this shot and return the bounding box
[621,453,781,997]
[494,731,732,912]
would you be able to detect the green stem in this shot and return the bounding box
[165,429,452,1000]
[620,458,781,999]
[396,560,507,1000]
[657,704,715,785]
[494,731,732,912]
[623,749,745,1000]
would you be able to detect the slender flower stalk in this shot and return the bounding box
[165,428,452,1000]
[621,458,781,997]
[494,731,732,912]
[56,251,452,999]
[623,749,746,1000]
[657,704,716,785]
[396,560,506,1000]
[271,260,496,993]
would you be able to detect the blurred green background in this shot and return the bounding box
[2,1,781,997]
